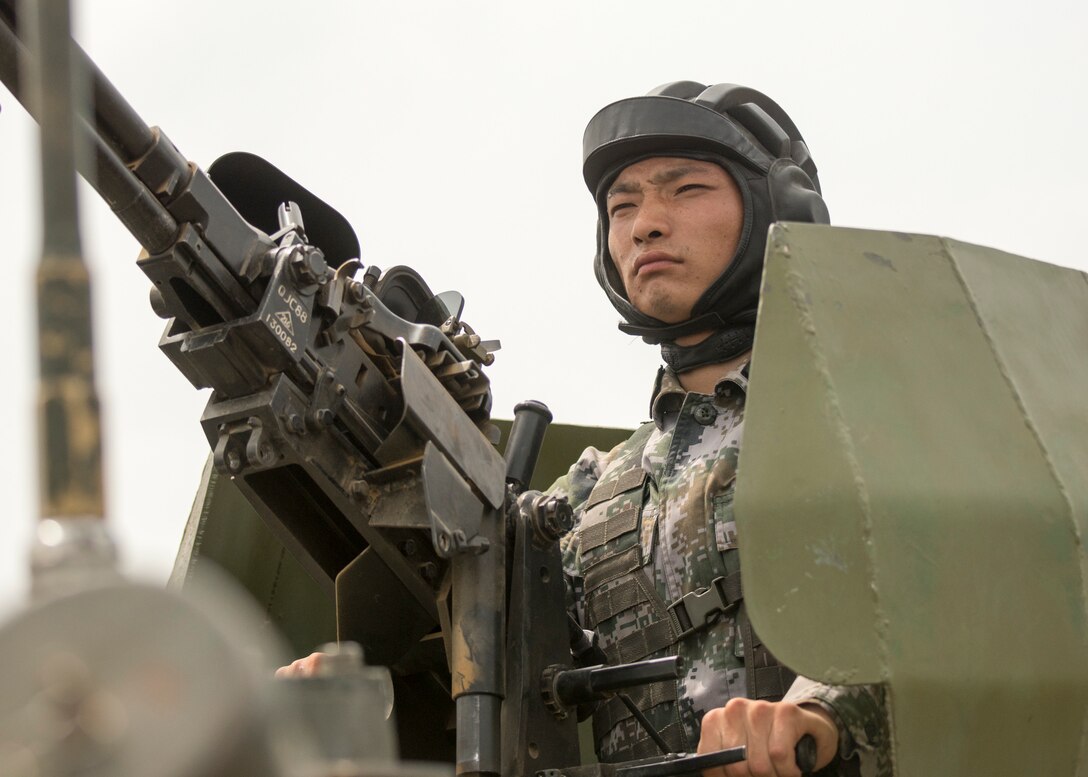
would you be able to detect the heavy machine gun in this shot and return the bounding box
[1,0,505,770]
[2,5,814,777]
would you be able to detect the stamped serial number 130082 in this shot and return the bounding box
[265,311,298,353]
[265,285,309,354]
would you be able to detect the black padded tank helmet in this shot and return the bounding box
[583,81,829,347]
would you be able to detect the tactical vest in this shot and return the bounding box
[575,415,796,761]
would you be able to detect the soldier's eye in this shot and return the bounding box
[609,202,635,219]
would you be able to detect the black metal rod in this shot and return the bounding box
[617,693,672,755]
[553,656,682,706]
[612,735,816,777]
[615,747,749,777]
[504,399,552,494]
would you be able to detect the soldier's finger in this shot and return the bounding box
[766,711,803,777]
[733,701,776,777]
[274,651,327,678]
[698,707,737,777]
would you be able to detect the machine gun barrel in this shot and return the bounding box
[0,1,179,254]
[1,0,270,328]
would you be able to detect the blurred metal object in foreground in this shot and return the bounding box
[274,641,397,764]
[21,0,110,602]
[0,573,447,777]
[739,223,1088,776]
[0,577,288,777]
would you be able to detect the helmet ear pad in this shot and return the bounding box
[767,157,830,225]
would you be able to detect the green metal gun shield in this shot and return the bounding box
[737,223,1088,775]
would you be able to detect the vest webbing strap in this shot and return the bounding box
[753,664,797,700]
[586,576,647,628]
[599,569,681,665]
[581,505,641,552]
[583,545,642,593]
[585,465,649,509]
[596,569,683,668]
[740,605,796,701]
[604,620,676,665]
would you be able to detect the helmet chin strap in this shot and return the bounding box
[658,323,755,374]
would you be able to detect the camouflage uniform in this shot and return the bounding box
[551,365,891,776]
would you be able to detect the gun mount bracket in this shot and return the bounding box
[212,416,276,474]
[422,443,489,559]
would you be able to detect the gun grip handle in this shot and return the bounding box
[795,733,817,774]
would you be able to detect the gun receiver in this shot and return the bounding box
[0,0,499,581]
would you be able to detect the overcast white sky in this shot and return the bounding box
[1,0,1086,613]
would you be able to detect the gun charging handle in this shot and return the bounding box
[603,735,817,777]
[504,400,552,494]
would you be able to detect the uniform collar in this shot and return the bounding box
[649,361,750,429]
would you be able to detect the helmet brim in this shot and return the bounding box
[582,96,775,196]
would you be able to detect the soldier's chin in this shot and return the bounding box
[629,292,691,329]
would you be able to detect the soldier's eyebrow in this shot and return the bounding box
[607,180,642,198]
[607,165,707,199]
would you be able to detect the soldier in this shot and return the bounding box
[281,81,892,776]
[549,82,890,777]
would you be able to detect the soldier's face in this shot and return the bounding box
[606,157,743,325]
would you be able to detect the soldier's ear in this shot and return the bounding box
[767,157,829,225]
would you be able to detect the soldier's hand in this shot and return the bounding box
[697,699,838,777]
[274,651,330,678]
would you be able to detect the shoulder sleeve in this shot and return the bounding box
[547,422,656,511]
[551,444,612,626]
[546,444,609,512]
[785,677,892,777]
[550,428,651,627]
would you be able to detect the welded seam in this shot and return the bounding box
[942,237,1082,560]
[778,228,892,692]
[944,238,1088,771]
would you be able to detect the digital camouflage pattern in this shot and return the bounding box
[550,366,891,775]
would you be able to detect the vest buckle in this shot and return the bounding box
[667,575,741,639]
